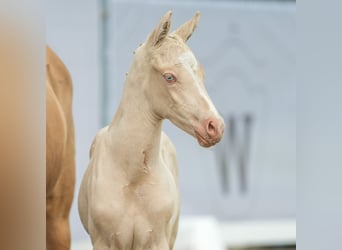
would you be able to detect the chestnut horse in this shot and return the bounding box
[46,47,75,250]
[78,11,224,250]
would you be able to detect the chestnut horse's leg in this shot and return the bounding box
[46,211,71,250]
[46,46,75,250]
[46,140,75,250]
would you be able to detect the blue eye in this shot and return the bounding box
[163,73,176,83]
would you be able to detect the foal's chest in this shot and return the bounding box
[121,170,178,222]
[109,172,179,248]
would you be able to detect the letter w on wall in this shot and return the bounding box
[214,113,254,195]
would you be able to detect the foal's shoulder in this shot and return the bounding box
[89,126,109,158]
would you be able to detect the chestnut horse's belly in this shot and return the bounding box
[46,82,67,195]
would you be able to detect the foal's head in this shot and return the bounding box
[135,11,224,147]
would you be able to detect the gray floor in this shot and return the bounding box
[229,245,296,250]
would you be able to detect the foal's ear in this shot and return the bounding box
[147,11,172,47]
[173,11,200,42]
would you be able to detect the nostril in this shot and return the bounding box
[208,121,215,131]
[207,121,217,136]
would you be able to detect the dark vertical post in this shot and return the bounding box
[239,113,253,194]
[100,0,110,126]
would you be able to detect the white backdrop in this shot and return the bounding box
[46,0,295,245]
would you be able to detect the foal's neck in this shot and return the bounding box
[108,60,163,178]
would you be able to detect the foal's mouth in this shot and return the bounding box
[195,130,218,148]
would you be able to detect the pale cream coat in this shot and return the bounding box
[78,11,224,250]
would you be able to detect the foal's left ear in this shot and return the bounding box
[147,11,172,47]
[173,11,200,42]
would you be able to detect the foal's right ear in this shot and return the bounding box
[147,11,172,47]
